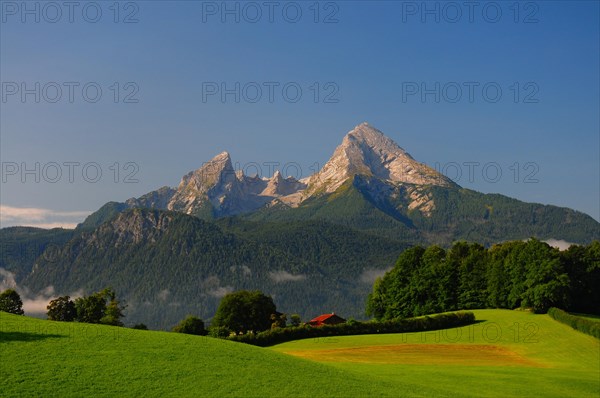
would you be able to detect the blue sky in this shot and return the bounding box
[1,0,599,227]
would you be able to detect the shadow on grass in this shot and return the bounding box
[426,319,485,332]
[0,331,65,343]
[470,320,487,325]
[570,313,600,321]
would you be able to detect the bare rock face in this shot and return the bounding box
[303,122,455,197]
[101,209,174,247]
[128,123,455,217]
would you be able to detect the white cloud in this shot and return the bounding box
[201,276,234,298]
[20,285,56,314]
[359,267,392,284]
[207,286,234,298]
[0,205,90,229]
[23,222,80,229]
[157,289,170,301]
[268,271,306,283]
[543,239,576,251]
[68,289,85,300]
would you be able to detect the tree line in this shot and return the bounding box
[0,288,301,337]
[47,288,126,325]
[367,239,599,320]
[0,287,126,326]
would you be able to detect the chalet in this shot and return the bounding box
[308,313,346,327]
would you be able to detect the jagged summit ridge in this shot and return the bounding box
[162,150,307,216]
[128,123,454,217]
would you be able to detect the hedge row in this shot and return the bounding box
[227,311,476,347]
[547,307,600,339]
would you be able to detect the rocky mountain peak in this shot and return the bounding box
[344,123,409,157]
[178,151,235,192]
[166,151,238,215]
[346,122,386,141]
[304,122,455,195]
[212,151,232,163]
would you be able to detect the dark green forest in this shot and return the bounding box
[0,227,74,280]
[367,239,600,320]
[16,209,405,328]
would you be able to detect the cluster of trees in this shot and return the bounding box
[46,288,126,326]
[1,286,293,336]
[170,290,301,337]
[172,316,206,335]
[211,290,302,334]
[367,239,599,319]
[212,290,276,333]
[0,287,127,327]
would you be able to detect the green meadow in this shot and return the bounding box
[1,309,598,397]
[272,309,600,397]
[0,312,396,397]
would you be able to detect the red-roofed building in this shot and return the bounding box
[308,313,346,327]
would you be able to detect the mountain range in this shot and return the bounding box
[3,123,598,328]
[123,122,456,219]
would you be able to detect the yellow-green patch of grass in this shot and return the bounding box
[271,309,600,397]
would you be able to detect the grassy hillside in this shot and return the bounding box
[2,310,598,397]
[0,312,401,397]
[271,309,600,397]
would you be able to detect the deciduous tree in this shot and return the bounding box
[212,290,276,333]
[47,296,76,321]
[172,315,207,335]
[0,289,24,315]
[290,314,302,327]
